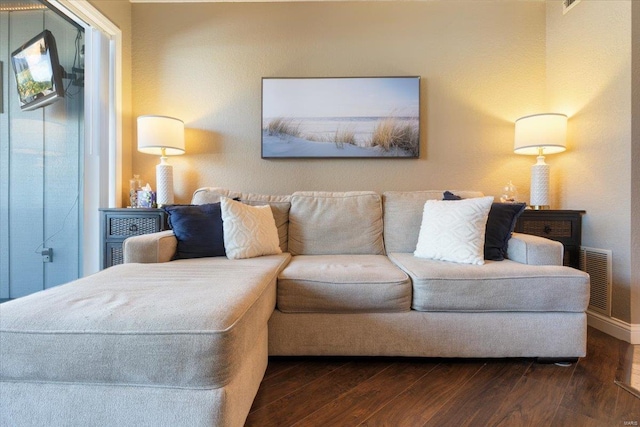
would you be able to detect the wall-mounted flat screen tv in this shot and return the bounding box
[11,30,64,111]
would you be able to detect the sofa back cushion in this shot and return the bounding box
[192,187,291,252]
[288,191,385,255]
[382,190,484,253]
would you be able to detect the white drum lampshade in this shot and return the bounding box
[514,113,567,210]
[137,115,185,206]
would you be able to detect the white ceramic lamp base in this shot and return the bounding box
[530,155,550,210]
[156,158,174,206]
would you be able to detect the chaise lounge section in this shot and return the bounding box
[1,254,290,426]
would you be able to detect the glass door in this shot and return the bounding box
[1,1,84,299]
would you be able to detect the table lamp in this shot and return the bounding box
[137,115,185,206]
[514,113,567,210]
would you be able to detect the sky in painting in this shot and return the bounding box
[262,77,419,119]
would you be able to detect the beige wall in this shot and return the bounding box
[128,1,635,324]
[88,0,133,206]
[131,1,546,201]
[546,0,632,322]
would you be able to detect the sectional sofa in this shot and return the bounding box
[0,188,590,427]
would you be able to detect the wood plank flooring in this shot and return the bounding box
[247,327,640,426]
[616,344,640,400]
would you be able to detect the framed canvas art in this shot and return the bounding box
[262,76,420,159]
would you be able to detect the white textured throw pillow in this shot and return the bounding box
[220,197,282,259]
[414,196,494,265]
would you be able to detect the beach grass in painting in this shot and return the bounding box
[370,117,420,157]
[262,77,420,158]
[265,117,302,138]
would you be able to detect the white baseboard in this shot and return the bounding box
[587,310,640,344]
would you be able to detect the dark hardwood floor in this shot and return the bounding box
[247,327,640,426]
[616,344,640,400]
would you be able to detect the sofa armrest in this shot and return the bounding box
[507,232,564,266]
[123,230,177,264]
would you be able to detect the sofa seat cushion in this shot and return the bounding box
[277,255,411,313]
[0,254,291,389]
[388,252,589,312]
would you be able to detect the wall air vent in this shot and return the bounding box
[563,0,582,15]
[580,247,612,316]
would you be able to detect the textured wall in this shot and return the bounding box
[131,1,546,202]
[546,0,632,322]
[121,0,636,327]
[123,0,636,325]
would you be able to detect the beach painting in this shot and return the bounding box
[262,77,420,158]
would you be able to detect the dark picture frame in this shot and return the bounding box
[262,76,420,159]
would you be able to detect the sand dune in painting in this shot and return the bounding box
[262,116,419,158]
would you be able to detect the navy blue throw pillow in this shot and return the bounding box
[443,190,462,200]
[442,192,526,261]
[163,203,226,259]
[484,202,526,261]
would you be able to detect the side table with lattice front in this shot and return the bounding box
[99,208,168,269]
[514,209,585,268]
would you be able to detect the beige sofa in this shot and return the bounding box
[0,188,590,427]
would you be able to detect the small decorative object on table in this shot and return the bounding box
[136,183,156,208]
[129,174,142,208]
[500,181,518,203]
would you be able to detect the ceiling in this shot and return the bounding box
[0,0,46,11]
[0,0,545,7]
[128,0,543,3]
